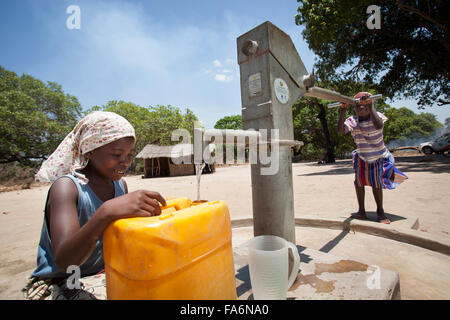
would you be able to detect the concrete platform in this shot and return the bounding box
[340,209,420,230]
[232,227,400,300]
[232,225,450,299]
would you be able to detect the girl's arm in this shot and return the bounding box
[337,105,349,134]
[48,178,109,271]
[48,177,165,271]
[368,102,383,129]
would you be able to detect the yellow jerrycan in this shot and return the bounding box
[103,198,237,300]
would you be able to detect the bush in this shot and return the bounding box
[0,162,38,186]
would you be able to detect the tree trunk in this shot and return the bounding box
[313,98,335,163]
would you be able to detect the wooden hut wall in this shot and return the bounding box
[143,158,151,178]
[143,158,161,178]
[168,159,195,176]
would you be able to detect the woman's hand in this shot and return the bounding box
[340,103,351,110]
[102,190,167,222]
[363,99,383,129]
[337,104,350,134]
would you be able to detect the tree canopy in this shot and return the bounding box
[214,115,243,130]
[0,66,81,165]
[445,117,450,127]
[295,0,450,107]
[0,64,199,177]
[383,107,443,147]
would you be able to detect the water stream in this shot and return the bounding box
[195,163,206,201]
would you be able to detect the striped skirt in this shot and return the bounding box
[352,150,408,189]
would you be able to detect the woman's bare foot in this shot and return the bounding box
[352,211,367,220]
[377,210,391,224]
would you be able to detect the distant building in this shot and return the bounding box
[136,143,215,178]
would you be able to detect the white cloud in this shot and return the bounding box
[31,0,244,128]
[51,1,218,107]
[225,58,235,64]
[214,74,233,83]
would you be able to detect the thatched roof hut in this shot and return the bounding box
[136,144,215,178]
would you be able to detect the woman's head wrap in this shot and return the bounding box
[35,111,135,184]
[354,92,372,100]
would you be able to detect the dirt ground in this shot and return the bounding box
[0,152,449,299]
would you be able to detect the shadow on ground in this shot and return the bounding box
[317,212,406,253]
[362,211,406,223]
[394,155,450,173]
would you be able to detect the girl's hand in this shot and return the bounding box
[102,190,167,222]
[340,103,351,110]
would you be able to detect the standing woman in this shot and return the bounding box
[338,92,408,224]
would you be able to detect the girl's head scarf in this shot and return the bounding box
[35,111,135,184]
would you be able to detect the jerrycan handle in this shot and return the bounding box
[161,201,181,212]
[286,241,300,290]
[159,204,178,219]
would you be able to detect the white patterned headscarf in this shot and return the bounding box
[35,111,135,184]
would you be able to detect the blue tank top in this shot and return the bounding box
[31,174,126,278]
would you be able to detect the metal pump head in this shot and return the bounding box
[235,21,361,243]
[237,21,310,141]
[237,22,356,137]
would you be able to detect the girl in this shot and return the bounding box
[22,111,166,299]
[338,92,407,224]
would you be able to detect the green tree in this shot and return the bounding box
[147,104,199,146]
[0,66,81,165]
[295,0,449,107]
[86,101,154,160]
[383,107,443,146]
[213,115,244,163]
[293,96,353,161]
[214,115,243,130]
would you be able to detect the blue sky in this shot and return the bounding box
[0,0,448,129]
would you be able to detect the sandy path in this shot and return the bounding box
[0,154,449,299]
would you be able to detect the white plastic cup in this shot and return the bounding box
[247,235,300,300]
